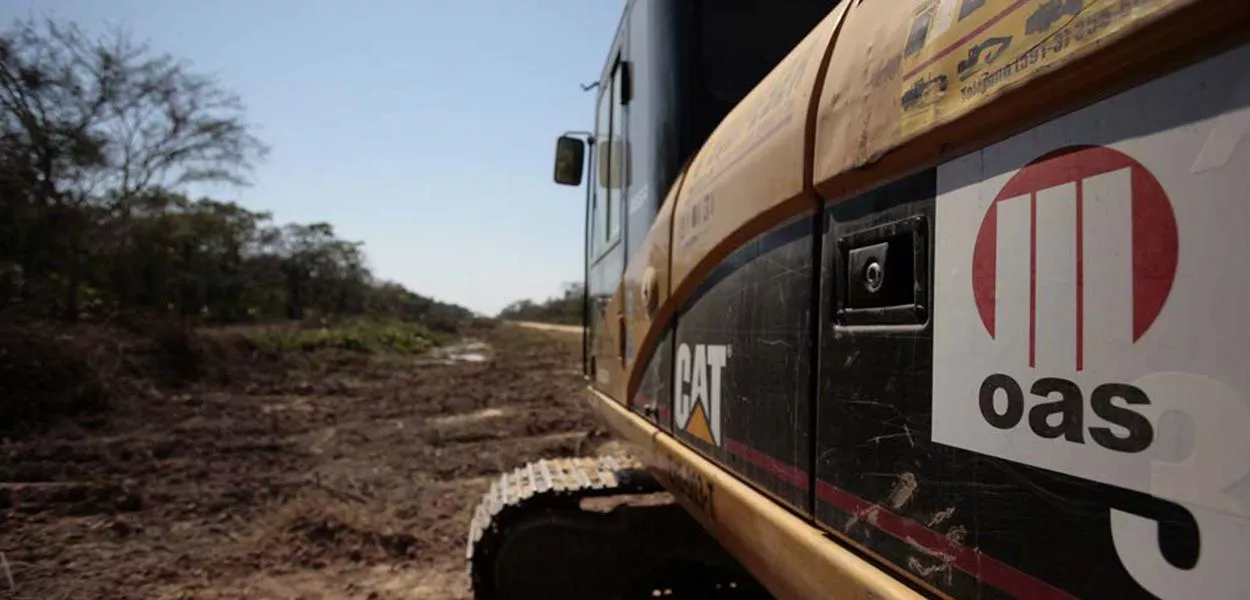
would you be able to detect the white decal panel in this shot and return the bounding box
[933,44,1250,598]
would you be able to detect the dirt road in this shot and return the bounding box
[1,323,603,600]
[509,321,582,335]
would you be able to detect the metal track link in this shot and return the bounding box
[465,454,663,598]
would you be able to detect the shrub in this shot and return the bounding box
[247,317,443,355]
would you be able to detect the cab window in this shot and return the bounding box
[592,60,626,257]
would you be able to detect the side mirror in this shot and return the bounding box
[553,135,585,186]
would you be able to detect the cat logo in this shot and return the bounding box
[674,343,729,446]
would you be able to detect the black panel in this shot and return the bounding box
[815,170,1192,599]
[631,325,674,433]
[673,215,815,512]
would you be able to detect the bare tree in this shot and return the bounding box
[0,17,269,319]
[0,19,268,200]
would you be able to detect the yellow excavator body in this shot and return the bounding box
[471,2,1250,598]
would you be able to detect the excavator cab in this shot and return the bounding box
[551,0,841,384]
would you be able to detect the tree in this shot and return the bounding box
[0,17,475,330]
[498,282,584,325]
[0,18,267,320]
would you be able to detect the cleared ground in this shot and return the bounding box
[0,323,605,600]
[509,321,582,335]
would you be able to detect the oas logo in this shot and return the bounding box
[674,343,728,446]
[965,145,1180,455]
[970,145,1178,372]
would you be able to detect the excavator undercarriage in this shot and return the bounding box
[466,456,771,600]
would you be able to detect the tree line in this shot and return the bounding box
[497,282,583,325]
[0,18,472,330]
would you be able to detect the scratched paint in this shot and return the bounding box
[672,213,817,512]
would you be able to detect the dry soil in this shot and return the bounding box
[1,324,605,600]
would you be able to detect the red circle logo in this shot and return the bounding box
[971,146,1178,368]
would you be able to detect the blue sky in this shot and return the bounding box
[0,0,623,315]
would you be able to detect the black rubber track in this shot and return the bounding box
[466,456,773,600]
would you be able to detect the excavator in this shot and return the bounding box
[467,1,1250,598]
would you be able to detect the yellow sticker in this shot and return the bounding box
[898,0,1177,136]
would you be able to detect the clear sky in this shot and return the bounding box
[0,0,624,316]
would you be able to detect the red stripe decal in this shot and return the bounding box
[1029,191,1038,368]
[814,481,1075,600]
[724,438,809,489]
[1075,180,1084,372]
[715,438,1074,599]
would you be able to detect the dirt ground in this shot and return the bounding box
[1,324,607,600]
